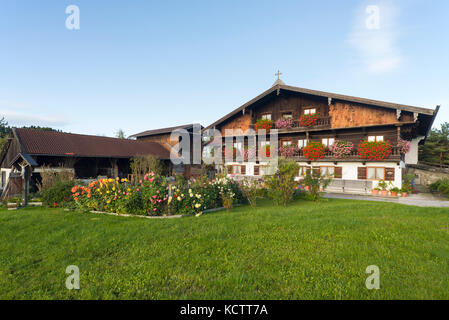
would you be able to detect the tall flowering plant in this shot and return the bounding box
[358,140,392,160]
[279,145,300,157]
[299,114,318,127]
[303,141,326,161]
[275,118,294,129]
[398,139,411,154]
[329,140,354,158]
[255,119,273,133]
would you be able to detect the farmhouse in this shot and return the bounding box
[202,77,439,193]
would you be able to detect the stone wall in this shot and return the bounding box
[406,164,449,186]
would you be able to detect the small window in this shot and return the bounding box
[299,166,310,176]
[368,136,384,142]
[304,108,316,115]
[298,139,308,148]
[281,139,292,147]
[321,138,335,147]
[367,167,385,180]
[261,113,271,120]
[321,166,334,177]
[282,112,293,119]
[232,165,246,174]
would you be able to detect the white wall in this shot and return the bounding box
[405,136,424,165]
[0,168,12,189]
[225,160,403,189]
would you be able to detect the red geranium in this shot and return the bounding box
[358,140,392,160]
[303,141,326,160]
[299,114,318,127]
[255,119,273,133]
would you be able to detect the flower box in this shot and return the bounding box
[299,114,318,127]
[302,141,326,161]
[358,140,392,161]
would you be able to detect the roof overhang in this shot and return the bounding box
[10,153,38,170]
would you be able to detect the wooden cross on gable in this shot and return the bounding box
[275,70,282,80]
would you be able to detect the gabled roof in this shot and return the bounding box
[129,123,202,138]
[13,128,171,159]
[203,83,438,131]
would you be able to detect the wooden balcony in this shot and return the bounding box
[289,146,403,163]
[228,146,403,163]
[249,116,331,134]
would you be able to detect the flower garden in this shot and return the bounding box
[69,173,244,216]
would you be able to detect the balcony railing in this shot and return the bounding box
[227,145,403,162]
[249,116,331,133]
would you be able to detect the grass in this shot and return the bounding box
[1,198,449,299]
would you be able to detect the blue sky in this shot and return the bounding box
[0,0,448,137]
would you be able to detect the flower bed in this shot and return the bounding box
[299,114,318,127]
[329,140,353,158]
[303,141,326,161]
[358,140,392,161]
[69,173,245,217]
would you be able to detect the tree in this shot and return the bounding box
[115,129,126,139]
[419,122,449,167]
[0,117,10,150]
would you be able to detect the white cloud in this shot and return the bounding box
[0,105,68,127]
[347,2,402,74]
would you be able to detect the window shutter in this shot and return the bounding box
[334,167,342,179]
[227,165,233,173]
[241,165,246,175]
[254,166,260,175]
[357,167,367,180]
[313,167,320,174]
[385,168,395,181]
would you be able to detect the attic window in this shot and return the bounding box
[304,108,316,115]
[261,113,271,120]
[282,112,293,119]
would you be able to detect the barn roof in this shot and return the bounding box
[12,128,171,160]
[129,123,203,138]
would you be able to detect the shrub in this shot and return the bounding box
[264,158,299,206]
[299,114,318,127]
[358,140,392,160]
[130,155,166,182]
[303,141,326,161]
[329,140,353,158]
[42,180,77,207]
[37,165,74,193]
[430,178,449,197]
[240,178,265,207]
[213,175,236,209]
[301,169,332,201]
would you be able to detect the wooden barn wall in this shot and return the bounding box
[219,114,252,136]
[1,138,22,168]
[329,102,398,128]
[137,133,178,151]
[254,93,329,120]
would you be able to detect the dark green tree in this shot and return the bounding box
[419,122,449,167]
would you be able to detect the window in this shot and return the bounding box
[281,139,292,147]
[368,135,384,142]
[261,113,271,120]
[254,165,268,175]
[320,166,335,177]
[304,108,316,115]
[260,140,270,147]
[321,138,335,147]
[231,165,246,175]
[359,167,394,181]
[299,166,311,176]
[282,112,293,119]
[298,139,308,148]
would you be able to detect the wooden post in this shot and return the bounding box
[22,165,30,207]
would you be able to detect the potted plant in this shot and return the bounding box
[377,180,389,196]
[371,187,380,196]
[255,119,273,133]
[329,140,354,158]
[302,141,326,161]
[400,187,409,197]
[299,114,319,127]
[275,118,294,129]
[389,187,400,197]
[358,140,392,161]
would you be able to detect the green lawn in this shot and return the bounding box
[1,199,449,299]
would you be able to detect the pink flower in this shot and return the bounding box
[136,188,140,192]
